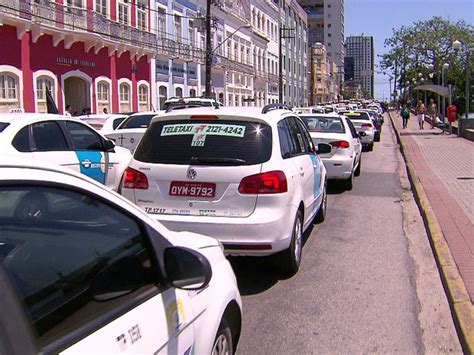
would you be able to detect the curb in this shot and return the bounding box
[388,111,474,353]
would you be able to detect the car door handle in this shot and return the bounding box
[299,167,305,176]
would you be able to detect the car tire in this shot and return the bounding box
[314,182,327,223]
[342,171,354,191]
[368,142,374,151]
[374,132,381,142]
[212,318,234,355]
[13,191,49,222]
[354,157,361,177]
[282,210,303,276]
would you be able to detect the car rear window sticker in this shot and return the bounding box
[161,123,246,147]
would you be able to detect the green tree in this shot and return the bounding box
[380,17,474,114]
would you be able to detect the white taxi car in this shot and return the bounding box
[105,111,160,154]
[338,110,375,151]
[0,113,131,190]
[0,158,242,354]
[299,113,363,190]
[77,113,128,135]
[121,104,331,275]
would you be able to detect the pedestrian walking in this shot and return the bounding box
[427,99,438,129]
[399,103,410,129]
[447,102,457,135]
[416,100,426,129]
[64,105,72,117]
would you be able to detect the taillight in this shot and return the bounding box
[329,140,350,149]
[238,171,287,194]
[361,123,372,128]
[122,167,149,189]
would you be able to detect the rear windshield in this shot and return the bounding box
[340,111,371,121]
[135,119,272,165]
[112,117,127,130]
[301,116,345,133]
[118,114,156,129]
[0,122,10,133]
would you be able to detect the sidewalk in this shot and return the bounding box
[389,111,474,351]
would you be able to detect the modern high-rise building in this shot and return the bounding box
[298,0,344,101]
[297,0,344,69]
[345,35,374,98]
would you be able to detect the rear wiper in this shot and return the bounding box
[190,156,247,165]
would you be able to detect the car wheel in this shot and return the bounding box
[212,318,233,355]
[342,171,354,191]
[282,210,303,276]
[314,182,327,223]
[354,157,361,177]
[375,132,380,142]
[368,142,374,151]
[13,191,49,222]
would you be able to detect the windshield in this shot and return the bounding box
[301,116,345,133]
[0,122,10,133]
[134,119,272,165]
[118,114,156,129]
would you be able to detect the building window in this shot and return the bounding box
[0,73,19,113]
[66,0,83,15]
[119,82,131,112]
[189,21,195,46]
[174,15,182,41]
[36,76,54,113]
[137,0,147,31]
[159,85,167,109]
[95,0,107,16]
[97,80,110,113]
[190,89,196,97]
[138,84,148,111]
[175,87,183,97]
[157,8,166,37]
[118,0,130,25]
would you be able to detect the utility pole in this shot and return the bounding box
[204,0,212,98]
[279,26,294,103]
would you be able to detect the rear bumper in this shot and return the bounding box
[155,206,298,256]
[360,132,375,144]
[321,157,354,179]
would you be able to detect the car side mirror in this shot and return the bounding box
[358,131,367,137]
[164,247,212,290]
[317,143,332,154]
[104,139,115,152]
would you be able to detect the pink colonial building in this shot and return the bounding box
[0,0,157,114]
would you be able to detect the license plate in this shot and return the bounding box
[169,181,216,198]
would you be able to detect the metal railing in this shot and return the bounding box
[0,0,205,61]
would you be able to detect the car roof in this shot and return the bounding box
[298,112,341,118]
[127,111,160,117]
[150,107,294,125]
[0,113,69,124]
[77,114,127,120]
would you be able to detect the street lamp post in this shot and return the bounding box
[453,39,472,119]
[442,63,449,118]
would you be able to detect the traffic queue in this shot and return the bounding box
[0,98,384,354]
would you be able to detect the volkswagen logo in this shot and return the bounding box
[187,167,197,180]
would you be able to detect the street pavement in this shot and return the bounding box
[233,117,461,353]
[390,111,474,350]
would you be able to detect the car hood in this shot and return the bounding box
[166,230,221,250]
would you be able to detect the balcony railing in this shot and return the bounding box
[0,0,204,60]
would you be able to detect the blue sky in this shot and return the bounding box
[345,0,474,99]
